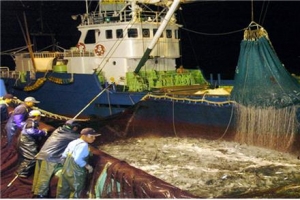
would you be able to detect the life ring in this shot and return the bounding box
[94,44,105,56]
[76,42,86,52]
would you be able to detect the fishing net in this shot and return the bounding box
[231,22,300,151]
[0,112,197,198]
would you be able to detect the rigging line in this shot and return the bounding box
[18,0,27,8]
[94,2,136,74]
[95,17,139,75]
[106,87,112,116]
[1,46,30,54]
[95,28,128,75]
[172,97,178,137]
[23,12,37,74]
[260,1,270,26]
[178,8,200,67]
[180,26,245,36]
[217,102,234,140]
[73,84,112,120]
[258,0,266,24]
[154,8,164,70]
[251,0,254,22]
[94,33,126,75]
[37,44,66,52]
[17,15,29,50]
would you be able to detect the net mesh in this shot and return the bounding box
[231,23,300,151]
[231,26,300,108]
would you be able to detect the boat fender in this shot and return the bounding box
[94,44,105,56]
[76,42,86,52]
[24,77,47,91]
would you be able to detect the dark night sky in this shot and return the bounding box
[1,0,299,79]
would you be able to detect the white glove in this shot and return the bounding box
[85,164,93,173]
[42,128,48,136]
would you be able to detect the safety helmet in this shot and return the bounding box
[29,110,43,117]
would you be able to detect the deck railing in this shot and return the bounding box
[0,67,20,79]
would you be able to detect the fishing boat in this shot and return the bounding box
[1,0,300,143]
[0,0,233,120]
[2,1,300,198]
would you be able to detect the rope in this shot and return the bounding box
[73,84,112,119]
[258,0,270,26]
[13,99,88,121]
[142,93,236,139]
[217,102,235,140]
[23,77,47,91]
[180,26,245,36]
[251,0,254,22]
[172,98,178,137]
[0,45,29,54]
[106,88,112,116]
[23,71,50,91]
[177,9,200,67]
[95,17,139,76]
[142,93,236,106]
[47,73,74,85]
[243,21,269,41]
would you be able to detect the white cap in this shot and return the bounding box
[29,110,45,117]
[24,97,40,103]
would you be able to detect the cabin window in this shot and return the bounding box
[116,29,123,38]
[153,29,163,38]
[106,30,113,39]
[84,30,96,44]
[142,29,150,38]
[128,28,138,38]
[166,29,172,38]
[175,30,179,39]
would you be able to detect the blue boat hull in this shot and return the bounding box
[2,72,235,136]
[129,98,235,138]
[2,73,146,117]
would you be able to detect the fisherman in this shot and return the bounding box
[0,94,14,124]
[5,96,40,146]
[16,110,48,178]
[56,128,101,198]
[32,120,81,198]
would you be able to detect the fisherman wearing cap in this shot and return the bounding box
[32,120,81,198]
[5,96,40,146]
[16,109,48,178]
[56,128,101,198]
[0,94,14,124]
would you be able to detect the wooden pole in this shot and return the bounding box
[23,12,37,79]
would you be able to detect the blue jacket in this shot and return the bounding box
[8,103,30,129]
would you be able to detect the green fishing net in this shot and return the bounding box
[231,24,300,108]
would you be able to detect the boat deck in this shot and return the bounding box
[155,85,232,96]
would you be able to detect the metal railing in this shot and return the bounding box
[0,67,20,79]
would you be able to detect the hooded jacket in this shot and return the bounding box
[35,126,80,163]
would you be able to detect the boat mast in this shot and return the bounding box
[134,0,181,74]
[85,0,89,24]
[131,0,138,21]
[85,0,89,15]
